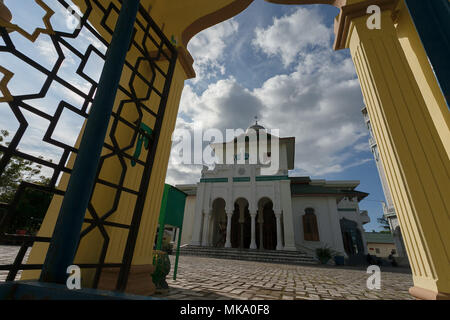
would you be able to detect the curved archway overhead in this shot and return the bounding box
[181,0,254,48]
[180,0,347,48]
[146,0,357,78]
[266,0,345,7]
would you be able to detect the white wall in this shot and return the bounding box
[291,196,346,255]
[180,195,197,246]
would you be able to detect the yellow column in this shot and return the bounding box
[344,8,450,299]
[21,1,191,295]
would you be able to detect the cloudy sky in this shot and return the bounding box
[0,0,387,231]
[166,1,387,231]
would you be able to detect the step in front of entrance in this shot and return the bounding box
[178,246,318,265]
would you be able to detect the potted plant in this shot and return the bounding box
[162,241,173,255]
[152,250,171,293]
[316,246,334,264]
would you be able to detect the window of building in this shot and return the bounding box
[303,208,319,241]
[375,248,380,254]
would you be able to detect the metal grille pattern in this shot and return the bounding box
[0,0,177,290]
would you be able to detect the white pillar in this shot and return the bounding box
[280,180,297,251]
[225,211,232,248]
[258,214,264,250]
[250,212,257,249]
[239,204,245,249]
[275,211,284,251]
[190,183,205,246]
[201,211,211,247]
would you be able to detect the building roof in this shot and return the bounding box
[175,184,197,196]
[364,232,395,244]
[290,178,369,201]
[177,178,369,201]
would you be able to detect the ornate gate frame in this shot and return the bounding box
[0,0,177,291]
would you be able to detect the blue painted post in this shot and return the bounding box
[405,0,450,109]
[40,0,141,284]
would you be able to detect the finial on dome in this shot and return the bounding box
[247,117,265,133]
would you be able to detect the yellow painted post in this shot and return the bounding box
[343,7,450,299]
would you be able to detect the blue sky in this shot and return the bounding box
[0,0,387,231]
[166,1,388,232]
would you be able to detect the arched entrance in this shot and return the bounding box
[340,218,364,257]
[256,198,277,250]
[211,198,227,247]
[231,198,251,249]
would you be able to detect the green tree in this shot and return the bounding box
[0,130,53,234]
[377,215,391,231]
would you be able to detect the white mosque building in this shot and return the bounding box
[176,122,371,259]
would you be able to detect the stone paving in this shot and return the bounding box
[155,255,414,300]
[0,246,414,300]
[0,245,31,282]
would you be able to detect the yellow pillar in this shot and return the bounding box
[341,4,450,299]
[20,0,246,294]
[20,0,189,294]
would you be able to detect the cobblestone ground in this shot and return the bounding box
[0,245,31,282]
[0,246,414,300]
[155,255,414,300]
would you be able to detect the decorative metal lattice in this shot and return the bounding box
[0,0,177,290]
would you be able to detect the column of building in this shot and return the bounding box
[342,4,450,299]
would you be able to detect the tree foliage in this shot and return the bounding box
[0,130,53,234]
[377,215,391,231]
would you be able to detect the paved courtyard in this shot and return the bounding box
[156,255,414,300]
[0,245,31,282]
[0,246,414,300]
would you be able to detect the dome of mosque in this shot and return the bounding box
[246,120,265,133]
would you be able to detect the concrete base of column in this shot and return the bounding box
[225,242,231,248]
[97,265,156,296]
[409,286,450,300]
[250,242,257,249]
[282,245,297,251]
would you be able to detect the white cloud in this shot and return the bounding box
[254,47,368,175]
[253,8,332,67]
[166,7,369,184]
[187,19,239,82]
[179,77,265,131]
[167,48,368,181]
